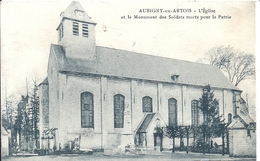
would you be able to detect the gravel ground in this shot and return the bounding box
[2,151,256,161]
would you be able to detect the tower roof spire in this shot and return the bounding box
[61,1,95,24]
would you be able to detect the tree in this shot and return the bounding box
[199,46,255,86]
[2,110,10,130]
[198,85,222,153]
[2,74,41,152]
[1,99,14,130]
[199,85,220,124]
[22,76,40,149]
[1,97,19,154]
[13,95,28,149]
[30,82,40,149]
[164,125,178,153]
[23,109,32,144]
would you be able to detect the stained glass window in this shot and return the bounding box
[81,92,94,128]
[142,96,152,113]
[168,98,177,126]
[191,100,199,126]
[114,94,125,128]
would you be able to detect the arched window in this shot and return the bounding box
[81,92,94,128]
[142,96,152,113]
[168,98,177,127]
[114,94,125,128]
[191,100,199,126]
[228,113,232,124]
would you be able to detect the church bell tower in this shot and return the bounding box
[57,1,97,61]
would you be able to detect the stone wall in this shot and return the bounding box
[47,49,61,147]
[58,74,102,149]
[47,73,236,150]
[229,128,256,157]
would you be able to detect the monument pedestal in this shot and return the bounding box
[118,106,134,151]
[118,132,134,151]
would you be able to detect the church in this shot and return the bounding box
[39,1,246,152]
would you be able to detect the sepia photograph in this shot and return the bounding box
[1,0,257,160]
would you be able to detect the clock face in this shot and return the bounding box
[75,10,85,17]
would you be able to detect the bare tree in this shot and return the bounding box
[13,74,41,150]
[30,75,40,148]
[199,46,255,86]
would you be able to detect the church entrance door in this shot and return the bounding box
[154,133,163,151]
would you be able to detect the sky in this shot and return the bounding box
[1,0,258,119]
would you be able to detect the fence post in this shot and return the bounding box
[203,125,205,155]
[193,126,196,149]
[172,129,175,153]
[221,124,225,156]
[179,126,182,152]
[226,126,229,155]
[186,126,189,154]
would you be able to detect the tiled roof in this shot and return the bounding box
[227,119,245,129]
[239,111,255,125]
[51,44,240,91]
[228,112,255,129]
[136,113,156,133]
